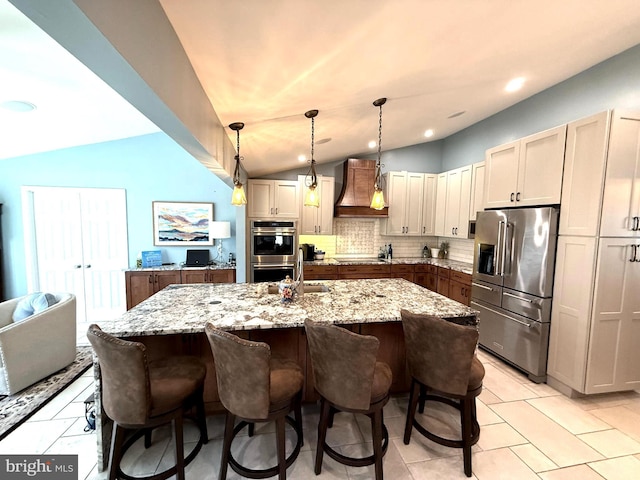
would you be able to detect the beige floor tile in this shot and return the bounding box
[406,455,476,480]
[528,395,611,434]
[478,387,502,405]
[392,434,462,464]
[481,364,539,402]
[340,440,413,480]
[588,455,640,480]
[288,449,349,480]
[472,447,539,480]
[476,399,504,425]
[46,432,100,480]
[491,400,604,467]
[0,418,76,454]
[510,443,558,473]
[476,422,527,451]
[526,381,563,398]
[590,406,640,443]
[355,411,406,440]
[578,429,640,458]
[538,464,605,480]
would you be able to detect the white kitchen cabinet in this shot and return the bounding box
[484,125,567,209]
[382,171,424,236]
[469,161,485,221]
[443,165,472,238]
[600,111,640,237]
[298,175,334,235]
[559,111,611,236]
[247,179,300,218]
[586,238,640,393]
[434,173,448,236]
[421,174,438,236]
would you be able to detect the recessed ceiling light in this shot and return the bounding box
[298,154,307,162]
[448,111,465,119]
[505,77,525,92]
[316,137,331,145]
[0,100,37,112]
[424,129,434,138]
[368,140,376,149]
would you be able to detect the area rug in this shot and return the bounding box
[0,346,93,440]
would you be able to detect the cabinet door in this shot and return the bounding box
[273,181,300,218]
[600,111,640,237]
[405,173,425,235]
[385,172,408,235]
[247,180,274,217]
[210,269,236,283]
[449,280,470,306]
[586,238,640,393]
[421,174,438,236]
[456,165,472,238]
[444,168,462,237]
[547,236,597,392]
[437,275,450,297]
[154,270,181,292]
[317,176,335,234]
[516,125,567,206]
[484,141,520,208]
[560,112,610,236]
[126,271,155,310]
[434,173,448,236]
[182,270,208,284]
[469,161,485,221]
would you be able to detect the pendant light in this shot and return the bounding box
[370,98,387,210]
[303,109,320,207]
[229,122,247,206]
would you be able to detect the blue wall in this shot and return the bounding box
[0,132,243,298]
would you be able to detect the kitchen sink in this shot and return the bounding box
[267,283,330,294]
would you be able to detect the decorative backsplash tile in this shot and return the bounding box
[335,220,376,254]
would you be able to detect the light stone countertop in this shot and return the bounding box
[108,278,477,338]
[304,257,473,275]
[125,264,236,271]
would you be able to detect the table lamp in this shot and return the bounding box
[210,221,231,262]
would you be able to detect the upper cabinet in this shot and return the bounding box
[421,174,438,236]
[600,111,640,237]
[298,175,335,235]
[469,161,485,221]
[559,111,611,236]
[435,166,472,238]
[382,171,425,235]
[485,125,567,209]
[247,179,300,218]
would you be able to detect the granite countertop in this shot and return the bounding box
[126,264,236,272]
[108,278,477,338]
[304,257,473,275]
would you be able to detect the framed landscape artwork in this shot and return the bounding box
[152,201,214,246]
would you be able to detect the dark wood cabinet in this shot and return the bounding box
[390,264,414,282]
[304,265,339,280]
[414,264,438,291]
[338,264,391,279]
[125,268,236,310]
[436,267,450,297]
[449,271,472,306]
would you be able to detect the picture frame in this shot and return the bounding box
[152,201,214,246]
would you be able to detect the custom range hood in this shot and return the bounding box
[334,158,389,217]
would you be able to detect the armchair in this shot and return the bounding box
[0,293,76,395]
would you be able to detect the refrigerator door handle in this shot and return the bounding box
[502,222,513,276]
[472,282,494,291]
[471,302,532,328]
[503,291,533,303]
[496,221,504,276]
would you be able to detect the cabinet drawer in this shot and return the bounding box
[415,264,438,274]
[390,264,414,274]
[338,265,390,275]
[305,265,338,275]
[450,270,471,285]
[437,267,450,279]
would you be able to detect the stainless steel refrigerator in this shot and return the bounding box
[471,207,559,382]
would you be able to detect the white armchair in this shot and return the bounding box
[0,293,77,395]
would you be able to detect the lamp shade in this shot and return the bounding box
[210,221,231,239]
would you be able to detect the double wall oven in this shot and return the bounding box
[249,220,298,283]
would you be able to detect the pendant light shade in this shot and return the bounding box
[303,109,320,208]
[371,98,387,210]
[229,122,247,206]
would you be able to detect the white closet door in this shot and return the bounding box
[25,187,128,327]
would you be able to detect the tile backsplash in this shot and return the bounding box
[300,218,474,263]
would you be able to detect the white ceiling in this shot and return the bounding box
[3,1,640,177]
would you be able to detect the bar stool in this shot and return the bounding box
[86,324,208,480]
[204,323,303,480]
[400,310,485,477]
[304,319,392,480]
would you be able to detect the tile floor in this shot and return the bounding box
[1,349,640,479]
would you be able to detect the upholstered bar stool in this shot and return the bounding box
[304,319,392,480]
[204,323,303,480]
[86,324,208,480]
[400,309,485,477]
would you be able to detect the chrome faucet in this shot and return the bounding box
[295,247,304,297]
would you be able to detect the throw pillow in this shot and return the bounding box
[12,293,58,322]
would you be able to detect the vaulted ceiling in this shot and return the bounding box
[3,0,640,178]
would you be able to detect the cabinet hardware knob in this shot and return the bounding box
[633,216,640,231]
[510,192,515,202]
[516,192,521,201]
[631,245,638,263]
[149,275,153,283]
[74,264,82,269]
[85,264,91,268]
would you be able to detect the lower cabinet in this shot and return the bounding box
[125,268,236,310]
[449,271,472,306]
[437,268,450,297]
[338,264,390,279]
[304,265,339,280]
[415,264,438,291]
[390,264,414,282]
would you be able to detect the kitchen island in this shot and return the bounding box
[93,278,477,470]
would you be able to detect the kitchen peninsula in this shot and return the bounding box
[94,278,477,470]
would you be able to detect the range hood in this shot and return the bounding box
[334,158,389,217]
